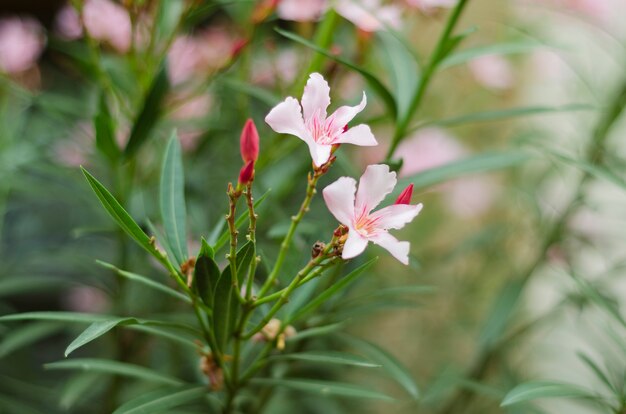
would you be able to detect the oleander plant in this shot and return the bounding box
[2,1,626,413]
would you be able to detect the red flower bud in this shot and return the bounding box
[238,160,255,185]
[240,119,260,163]
[395,183,414,205]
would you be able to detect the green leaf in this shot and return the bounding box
[45,358,183,386]
[81,168,158,260]
[96,261,190,303]
[501,381,598,407]
[577,352,616,393]
[160,132,188,265]
[213,189,271,250]
[377,31,419,122]
[250,378,394,401]
[112,386,208,414]
[338,334,419,399]
[155,0,185,42]
[65,318,127,357]
[93,92,120,162]
[439,41,544,70]
[270,351,381,368]
[0,322,63,358]
[418,104,596,129]
[193,240,221,309]
[275,27,397,118]
[0,311,116,324]
[124,64,170,157]
[212,242,253,351]
[397,151,531,192]
[288,258,378,323]
[58,372,102,410]
[479,279,525,349]
[287,323,344,343]
[550,151,626,192]
[130,325,198,349]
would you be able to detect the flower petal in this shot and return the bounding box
[327,92,367,130]
[308,142,332,167]
[301,73,331,121]
[370,232,410,265]
[265,97,309,141]
[370,203,423,230]
[335,124,378,146]
[342,231,369,259]
[355,164,397,215]
[323,176,356,225]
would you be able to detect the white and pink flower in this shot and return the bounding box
[265,72,377,167]
[323,164,422,265]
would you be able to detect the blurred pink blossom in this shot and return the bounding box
[0,17,45,74]
[406,0,457,12]
[468,54,514,91]
[277,0,328,21]
[335,0,403,32]
[171,94,213,151]
[394,128,498,217]
[54,4,83,40]
[168,28,235,85]
[395,127,466,176]
[63,286,109,313]
[83,0,132,53]
[252,48,299,87]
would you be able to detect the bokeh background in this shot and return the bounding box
[1,0,626,413]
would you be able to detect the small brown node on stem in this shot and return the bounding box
[181,257,197,287]
[200,354,224,391]
[251,318,297,351]
[312,241,326,259]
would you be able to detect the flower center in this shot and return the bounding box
[354,213,380,237]
[307,110,338,145]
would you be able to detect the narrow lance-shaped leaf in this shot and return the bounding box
[501,381,600,407]
[93,92,120,162]
[212,242,254,351]
[288,258,378,323]
[45,359,183,387]
[160,131,188,265]
[250,378,394,401]
[81,168,160,261]
[112,386,208,414]
[377,31,419,123]
[124,63,170,157]
[439,41,544,70]
[338,334,420,400]
[192,238,221,308]
[270,351,381,368]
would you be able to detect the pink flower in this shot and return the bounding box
[277,0,328,21]
[335,0,403,32]
[468,54,514,91]
[0,17,45,74]
[323,164,423,264]
[407,0,457,12]
[265,72,377,167]
[54,4,83,40]
[82,0,132,53]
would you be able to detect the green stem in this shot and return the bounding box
[226,188,245,304]
[258,163,331,297]
[385,0,470,159]
[244,241,336,340]
[245,183,258,300]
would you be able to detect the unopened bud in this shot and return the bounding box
[240,119,260,163]
[238,160,255,185]
[394,183,414,205]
